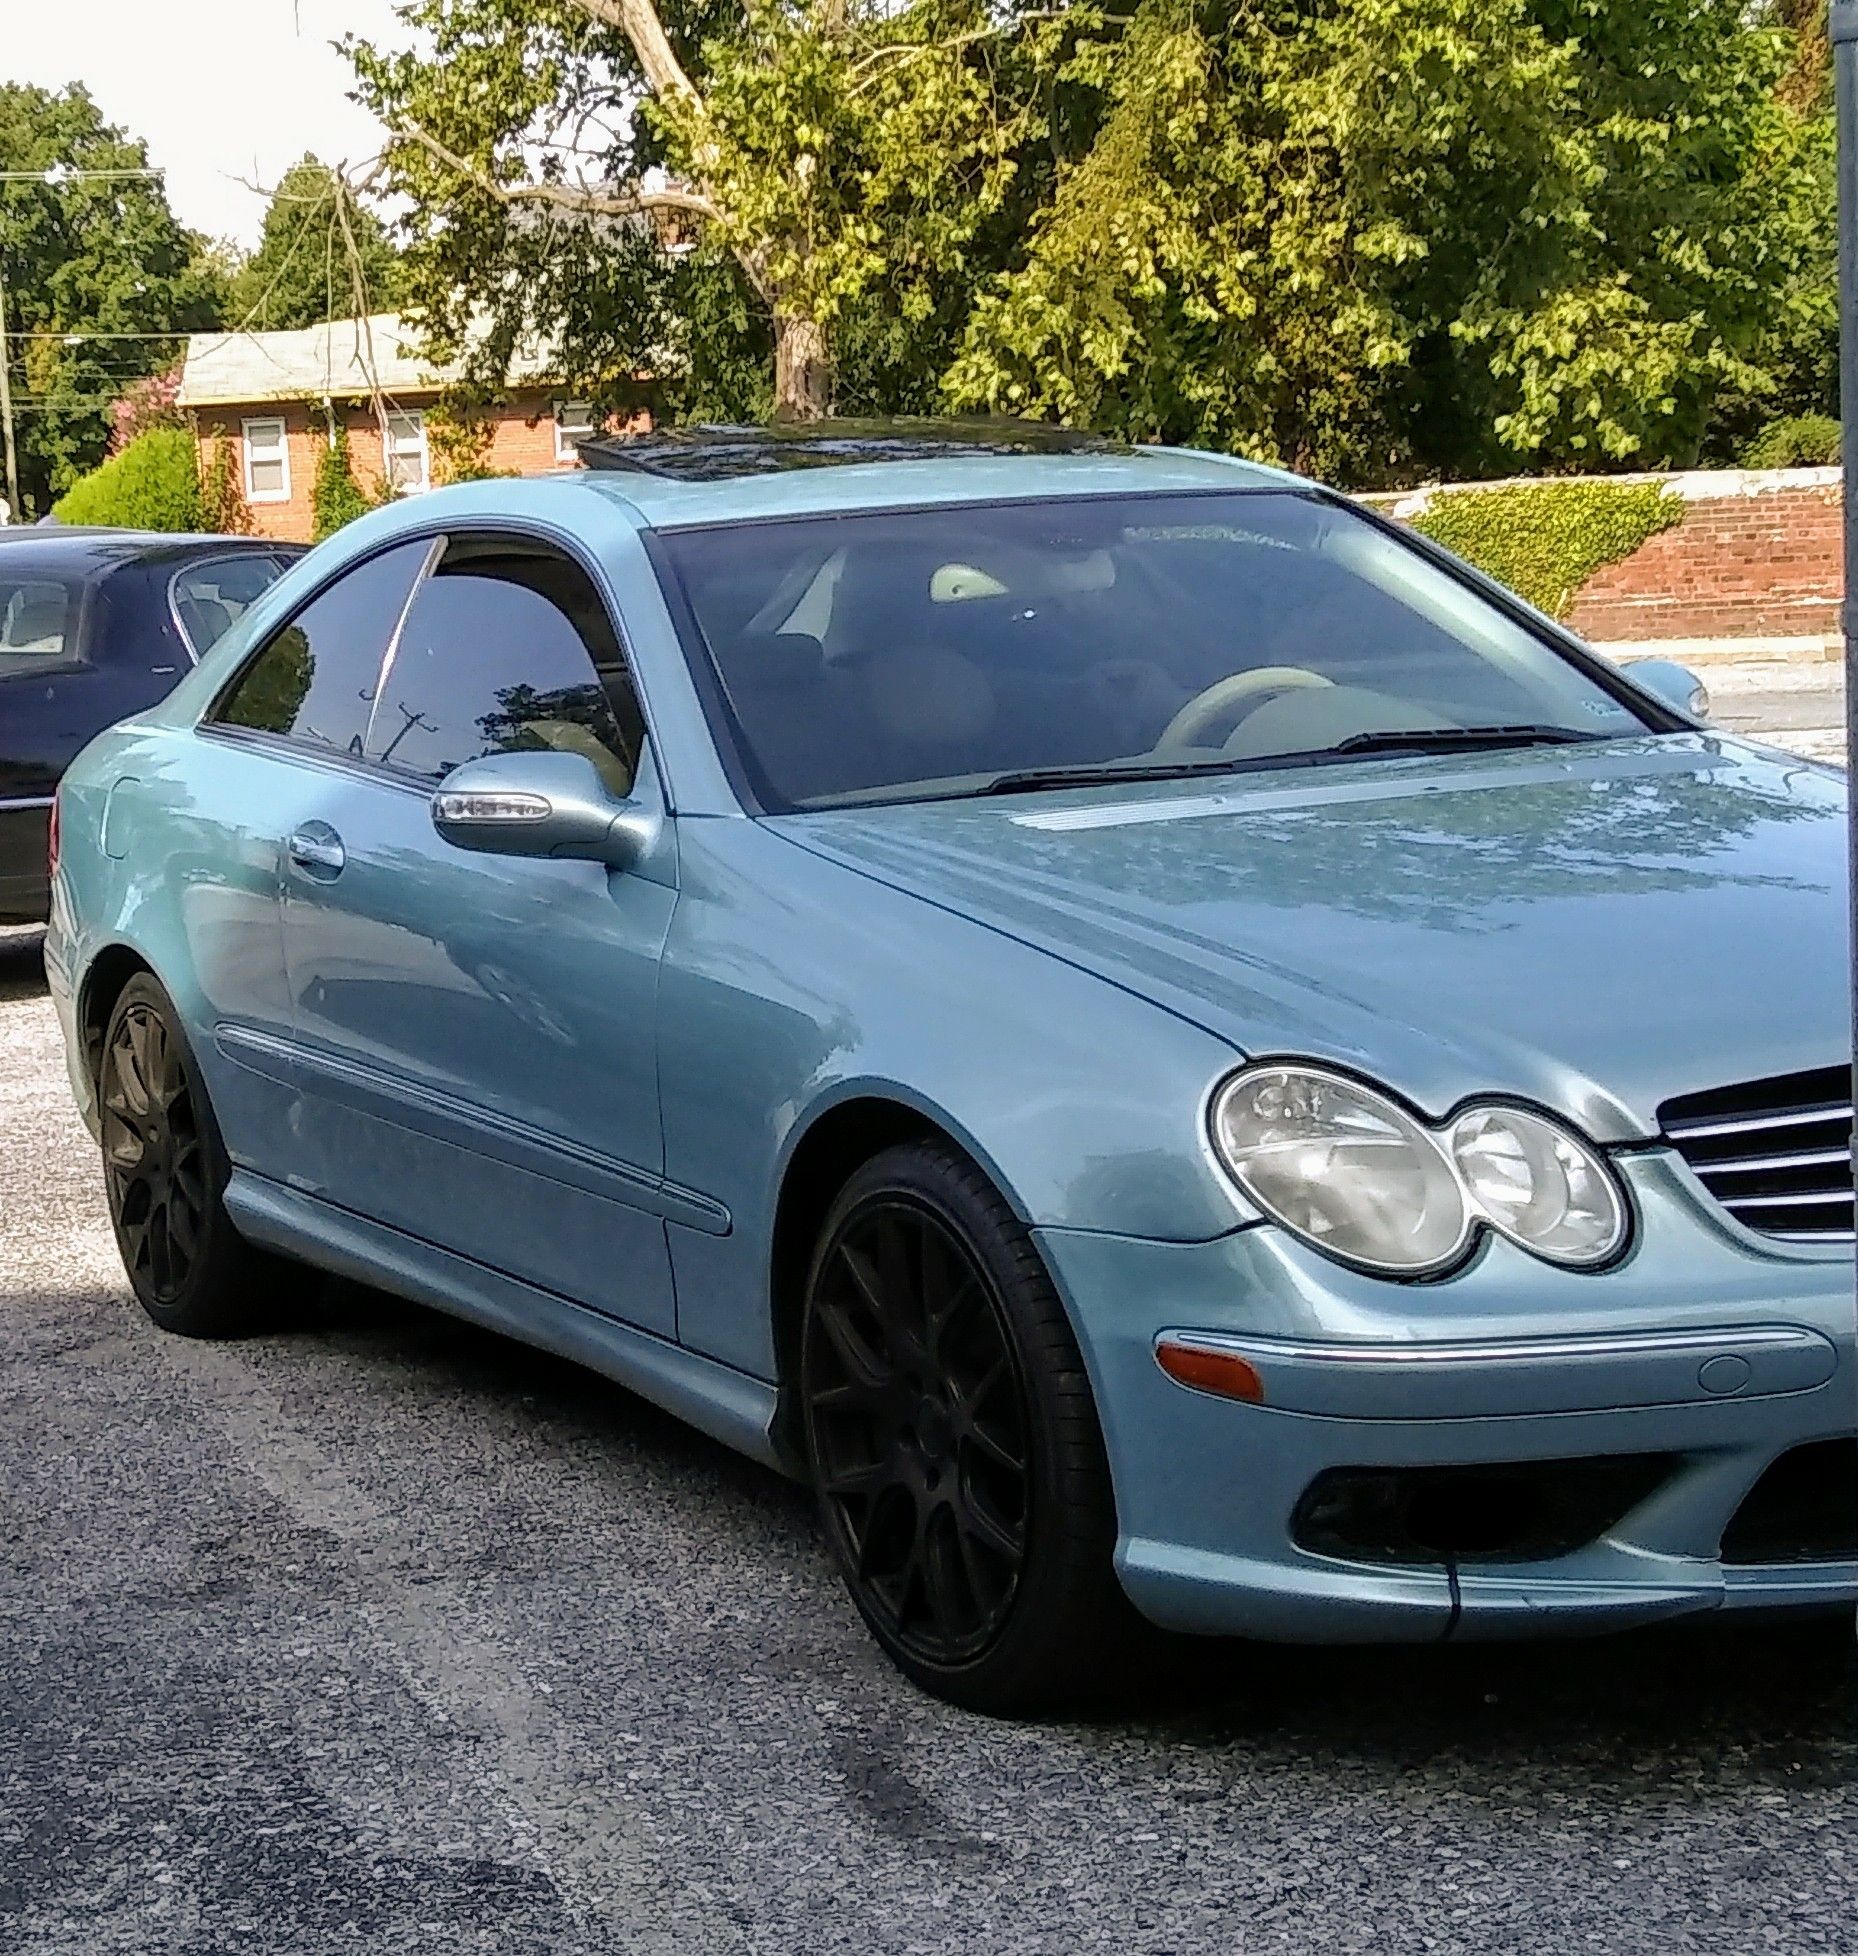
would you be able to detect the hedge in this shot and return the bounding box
[1740,413,1841,470]
[1409,479,1684,618]
[51,426,203,531]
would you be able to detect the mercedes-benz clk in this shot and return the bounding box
[44,423,1856,1711]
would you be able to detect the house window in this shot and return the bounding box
[242,418,290,503]
[385,410,430,493]
[554,400,596,463]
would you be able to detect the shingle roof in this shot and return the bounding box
[174,313,561,409]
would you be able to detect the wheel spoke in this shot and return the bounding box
[961,1417,1026,1476]
[815,1277,892,1388]
[960,1485,1025,1566]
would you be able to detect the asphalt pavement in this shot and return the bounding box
[3,677,1856,1955]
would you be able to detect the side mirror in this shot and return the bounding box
[431,750,658,870]
[1624,656,1710,721]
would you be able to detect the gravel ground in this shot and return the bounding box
[4,685,1857,1955]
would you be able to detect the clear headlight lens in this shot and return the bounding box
[1210,1065,1629,1275]
[1448,1105,1626,1266]
[1210,1067,1469,1275]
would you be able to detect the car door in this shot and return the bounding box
[274,529,679,1337]
[190,539,438,1179]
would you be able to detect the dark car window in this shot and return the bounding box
[171,553,294,658]
[650,491,1651,810]
[364,536,645,792]
[211,541,432,758]
[0,576,78,668]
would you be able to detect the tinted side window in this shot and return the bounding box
[365,540,645,792]
[212,541,431,758]
[172,552,294,657]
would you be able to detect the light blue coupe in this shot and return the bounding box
[45,423,1857,1710]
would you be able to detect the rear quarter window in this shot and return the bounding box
[0,577,78,667]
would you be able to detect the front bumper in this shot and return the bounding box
[1036,1153,1857,1642]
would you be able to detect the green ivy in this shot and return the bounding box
[51,427,203,531]
[312,426,380,541]
[1740,413,1841,470]
[1409,480,1684,619]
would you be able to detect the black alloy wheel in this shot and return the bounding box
[804,1196,1032,1664]
[98,973,310,1337]
[101,999,207,1306]
[800,1141,1141,1713]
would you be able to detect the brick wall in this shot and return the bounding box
[1383,466,1844,649]
[193,392,651,544]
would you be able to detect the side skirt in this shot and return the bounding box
[224,1169,786,1475]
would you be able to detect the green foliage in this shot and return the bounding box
[1409,480,1684,618]
[311,427,380,540]
[0,83,227,515]
[229,155,405,331]
[1740,412,1842,469]
[344,0,1835,476]
[348,0,1068,418]
[198,432,252,534]
[947,0,1837,483]
[51,427,203,531]
[427,398,515,483]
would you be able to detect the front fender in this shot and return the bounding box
[657,817,1251,1378]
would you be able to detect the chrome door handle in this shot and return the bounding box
[286,824,346,874]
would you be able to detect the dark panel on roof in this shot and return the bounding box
[577,417,1125,482]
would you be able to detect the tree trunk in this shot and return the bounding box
[773,311,833,422]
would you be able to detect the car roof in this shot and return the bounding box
[0,529,301,575]
[570,423,1302,529]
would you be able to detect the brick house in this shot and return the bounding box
[174,313,651,542]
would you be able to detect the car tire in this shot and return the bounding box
[98,973,309,1338]
[799,1139,1145,1714]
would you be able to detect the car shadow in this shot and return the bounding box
[0,928,47,1002]
[291,1279,1857,1791]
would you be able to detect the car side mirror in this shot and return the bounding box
[1624,656,1710,721]
[431,750,658,871]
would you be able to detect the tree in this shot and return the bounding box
[945,0,1836,484]
[230,154,405,331]
[349,0,1065,420]
[51,426,203,530]
[0,84,226,514]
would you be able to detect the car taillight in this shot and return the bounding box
[47,794,60,880]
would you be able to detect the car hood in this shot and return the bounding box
[769,735,1850,1141]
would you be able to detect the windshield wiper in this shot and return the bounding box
[972,757,1271,798]
[1328,723,1600,757]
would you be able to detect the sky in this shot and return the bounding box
[8,1,405,246]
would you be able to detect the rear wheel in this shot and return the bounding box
[99,973,307,1337]
[799,1140,1140,1713]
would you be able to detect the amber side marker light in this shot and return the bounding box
[1155,1339,1265,1404]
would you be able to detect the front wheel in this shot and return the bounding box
[99,973,308,1338]
[799,1140,1141,1713]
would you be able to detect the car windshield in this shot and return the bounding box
[650,490,1651,810]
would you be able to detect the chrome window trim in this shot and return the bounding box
[166,551,297,665]
[0,793,56,811]
[359,535,447,756]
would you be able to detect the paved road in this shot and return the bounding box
[1704,661,1846,764]
[4,683,1857,1954]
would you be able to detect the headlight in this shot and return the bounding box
[1210,1065,1628,1276]
[1210,1067,1470,1275]
[1448,1105,1626,1266]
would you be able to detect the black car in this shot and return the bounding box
[1,530,302,923]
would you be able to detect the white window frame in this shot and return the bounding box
[553,400,597,463]
[385,409,431,494]
[241,417,290,505]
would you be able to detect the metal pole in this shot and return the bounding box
[0,261,19,521]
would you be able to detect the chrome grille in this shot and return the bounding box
[1660,1065,1853,1244]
